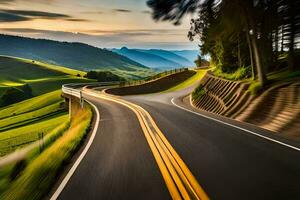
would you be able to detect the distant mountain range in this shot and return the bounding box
[0,34,147,72]
[170,50,200,64]
[112,47,199,69]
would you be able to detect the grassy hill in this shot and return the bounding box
[0,89,68,156]
[0,34,150,74]
[0,56,91,107]
[0,56,89,156]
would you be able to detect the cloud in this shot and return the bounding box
[0,12,30,22]
[0,0,14,5]
[0,28,198,49]
[0,0,56,5]
[65,18,90,22]
[1,9,70,18]
[112,9,132,13]
[0,9,89,22]
[85,29,186,36]
[81,11,103,15]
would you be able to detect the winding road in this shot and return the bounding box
[55,84,300,200]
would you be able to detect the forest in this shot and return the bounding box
[147,0,300,87]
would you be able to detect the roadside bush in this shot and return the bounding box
[248,81,263,96]
[213,66,251,81]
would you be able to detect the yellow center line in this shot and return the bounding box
[141,107,209,199]
[84,89,209,200]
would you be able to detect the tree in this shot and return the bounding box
[147,0,300,87]
[148,0,266,86]
[194,55,202,68]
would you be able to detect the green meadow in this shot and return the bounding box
[0,56,91,156]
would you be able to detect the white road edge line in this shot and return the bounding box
[50,99,100,200]
[171,97,300,152]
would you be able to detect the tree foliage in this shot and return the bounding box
[147,0,300,86]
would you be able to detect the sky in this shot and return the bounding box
[0,0,198,50]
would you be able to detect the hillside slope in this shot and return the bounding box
[191,71,300,140]
[171,50,199,63]
[112,47,182,69]
[0,34,147,71]
[135,49,193,67]
[0,56,90,106]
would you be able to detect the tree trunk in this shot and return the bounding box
[274,29,278,63]
[240,0,267,86]
[281,25,284,52]
[246,30,256,79]
[251,35,267,87]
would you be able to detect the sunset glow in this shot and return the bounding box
[0,0,197,49]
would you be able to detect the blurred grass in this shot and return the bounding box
[0,120,71,193]
[0,105,92,200]
[0,113,68,156]
[0,89,68,156]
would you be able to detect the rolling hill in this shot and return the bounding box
[0,56,91,107]
[0,34,147,72]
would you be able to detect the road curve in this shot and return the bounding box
[57,84,300,200]
[57,93,171,200]
[124,87,300,200]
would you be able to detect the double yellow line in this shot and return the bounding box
[85,90,209,200]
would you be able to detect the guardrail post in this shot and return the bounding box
[69,97,72,119]
[80,91,84,109]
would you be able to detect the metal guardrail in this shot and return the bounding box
[62,85,81,98]
[62,82,119,99]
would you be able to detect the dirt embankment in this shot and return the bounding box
[106,70,196,96]
[192,72,300,140]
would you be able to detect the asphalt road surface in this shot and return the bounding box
[58,93,170,200]
[57,86,300,200]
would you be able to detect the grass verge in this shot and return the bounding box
[0,120,70,192]
[213,66,251,81]
[0,103,92,200]
[165,69,207,92]
[248,69,300,96]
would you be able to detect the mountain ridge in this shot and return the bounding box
[0,34,148,72]
[112,47,198,69]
